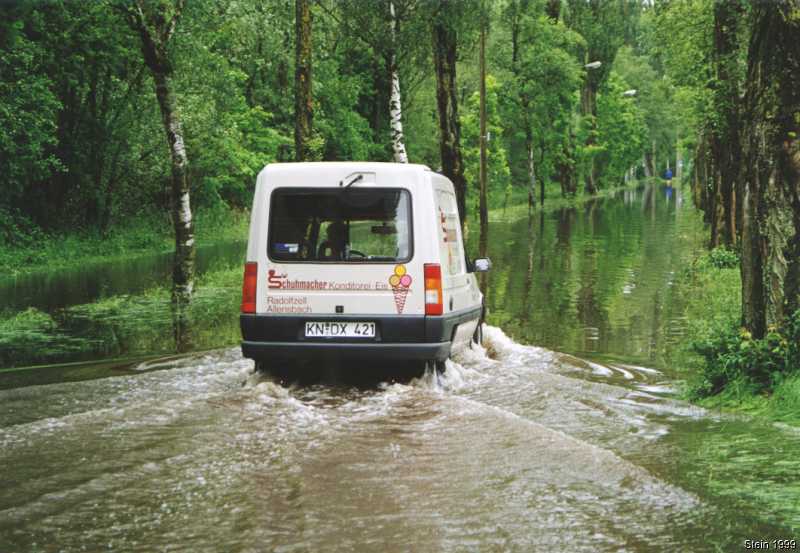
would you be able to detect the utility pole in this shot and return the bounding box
[478,1,488,232]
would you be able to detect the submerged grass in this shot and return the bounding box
[478,178,654,224]
[0,206,249,277]
[0,263,242,369]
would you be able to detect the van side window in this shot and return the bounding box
[268,188,413,263]
[435,190,464,275]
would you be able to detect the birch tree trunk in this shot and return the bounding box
[128,0,195,351]
[388,1,408,163]
[295,0,313,161]
[526,128,535,210]
[433,13,467,226]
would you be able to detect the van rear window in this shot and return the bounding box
[268,188,412,263]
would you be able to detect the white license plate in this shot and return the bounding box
[305,321,375,338]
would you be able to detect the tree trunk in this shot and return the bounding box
[545,0,560,21]
[740,0,800,338]
[652,139,657,177]
[478,8,488,231]
[712,0,743,247]
[295,0,313,161]
[692,133,708,212]
[388,1,408,163]
[581,81,598,194]
[129,0,195,351]
[539,141,546,206]
[559,127,577,196]
[709,166,724,248]
[526,127,535,209]
[433,15,467,226]
[643,152,653,178]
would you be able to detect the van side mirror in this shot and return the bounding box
[473,258,491,272]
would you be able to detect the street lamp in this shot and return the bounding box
[584,61,602,70]
[622,89,637,97]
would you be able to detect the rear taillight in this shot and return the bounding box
[241,262,257,313]
[424,263,443,315]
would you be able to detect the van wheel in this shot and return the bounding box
[425,360,447,375]
[255,360,291,383]
[472,321,483,347]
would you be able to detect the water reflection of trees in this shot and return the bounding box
[483,186,703,367]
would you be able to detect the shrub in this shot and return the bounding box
[707,246,740,269]
[690,309,800,398]
[0,207,47,248]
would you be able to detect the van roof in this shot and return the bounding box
[259,161,433,180]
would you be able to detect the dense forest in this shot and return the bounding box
[1,0,671,236]
[1,1,799,399]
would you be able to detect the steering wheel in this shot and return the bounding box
[348,249,367,258]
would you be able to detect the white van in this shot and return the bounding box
[240,162,490,371]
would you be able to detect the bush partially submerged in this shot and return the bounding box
[691,310,800,398]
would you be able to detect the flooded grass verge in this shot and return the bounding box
[0,206,248,278]
[0,265,242,373]
[672,248,800,428]
[482,179,655,224]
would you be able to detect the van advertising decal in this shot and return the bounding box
[388,264,412,314]
[440,208,457,243]
[267,269,287,289]
[266,266,414,313]
[266,296,311,313]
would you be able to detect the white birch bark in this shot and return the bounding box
[527,136,535,207]
[389,1,408,163]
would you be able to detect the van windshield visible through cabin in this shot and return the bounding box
[268,188,411,263]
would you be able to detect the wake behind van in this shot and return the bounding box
[240,162,490,372]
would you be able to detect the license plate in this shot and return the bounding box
[305,321,375,338]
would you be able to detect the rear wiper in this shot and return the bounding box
[340,174,363,188]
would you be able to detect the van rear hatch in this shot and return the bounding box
[262,187,422,318]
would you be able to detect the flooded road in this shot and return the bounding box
[2,186,799,550]
[2,330,798,552]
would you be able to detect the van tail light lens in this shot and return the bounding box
[424,263,443,315]
[241,262,257,313]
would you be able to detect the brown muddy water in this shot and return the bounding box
[1,185,799,552]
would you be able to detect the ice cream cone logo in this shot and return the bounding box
[388,264,412,314]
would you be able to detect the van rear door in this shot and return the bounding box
[434,187,477,314]
[263,186,423,317]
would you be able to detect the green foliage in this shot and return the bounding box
[707,246,740,269]
[0,207,47,250]
[461,74,511,207]
[612,45,683,176]
[595,71,648,187]
[493,9,583,194]
[678,248,799,401]
[314,53,383,161]
[691,312,800,397]
[0,205,248,276]
[0,23,63,203]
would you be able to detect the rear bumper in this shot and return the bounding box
[242,340,451,361]
[240,306,480,363]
